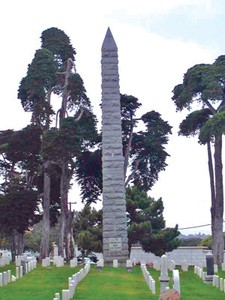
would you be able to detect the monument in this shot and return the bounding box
[101,28,129,265]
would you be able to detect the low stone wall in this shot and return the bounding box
[130,246,225,266]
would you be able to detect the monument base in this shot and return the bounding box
[103,258,128,267]
[205,275,213,283]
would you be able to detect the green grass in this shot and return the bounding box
[0,263,81,300]
[74,266,156,300]
[74,266,225,299]
[147,266,225,300]
[0,264,225,299]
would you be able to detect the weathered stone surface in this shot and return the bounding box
[159,289,181,300]
[101,30,129,263]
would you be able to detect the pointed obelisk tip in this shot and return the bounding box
[106,27,112,38]
[102,27,117,51]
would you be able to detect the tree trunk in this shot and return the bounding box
[207,141,216,232]
[58,160,71,259]
[58,58,74,260]
[18,232,24,255]
[212,133,224,265]
[65,210,75,260]
[40,161,51,260]
[12,230,24,257]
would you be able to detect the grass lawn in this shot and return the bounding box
[74,266,156,300]
[0,263,225,299]
[0,263,81,300]
[74,265,225,300]
[148,266,225,300]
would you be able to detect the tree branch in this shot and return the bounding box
[75,108,84,122]
[204,99,217,114]
[125,158,141,187]
[124,123,134,180]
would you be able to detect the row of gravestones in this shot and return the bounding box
[153,259,189,272]
[150,255,225,274]
[53,260,91,300]
[41,256,78,268]
[141,263,156,294]
[195,265,225,293]
[0,258,37,287]
[95,258,133,271]
[141,255,181,300]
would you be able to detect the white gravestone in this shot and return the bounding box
[126,259,133,272]
[214,264,218,273]
[7,270,11,283]
[70,258,77,268]
[222,262,225,271]
[96,258,104,270]
[3,272,8,285]
[20,266,23,277]
[159,255,170,293]
[113,259,118,267]
[168,259,175,271]
[181,262,188,271]
[173,269,180,295]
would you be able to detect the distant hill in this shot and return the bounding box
[179,233,210,239]
[178,233,210,246]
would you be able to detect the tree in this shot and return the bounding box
[75,94,172,203]
[18,27,98,260]
[73,204,102,258]
[24,220,62,254]
[126,186,180,256]
[0,188,39,259]
[41,112,98,259]
[73,188,179,257]
[172,55,225,264]
[198,236,213,249]
[122,95,172,190]
[0,125,42,258]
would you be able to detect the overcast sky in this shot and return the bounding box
[1,0,225,235]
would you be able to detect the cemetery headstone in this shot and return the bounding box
[214,264,218,273]
[96,258,104,270]
[113,259,118,267]
[52,242,59,258]
[7,270,11,283]
[21,258,28,275]
[20,266,23,277]
[159,255,170,293]
[70,257,77,268]
[173,269,180,294]
[3,271,8,285]
[181,261,188,271]
[205,252,214,282]
[126,259,133,272]
[222,262,225,271]
[168,259,176,271]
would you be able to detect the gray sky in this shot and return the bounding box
[1,0,225,235]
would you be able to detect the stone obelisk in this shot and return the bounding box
[101,28,128,265]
